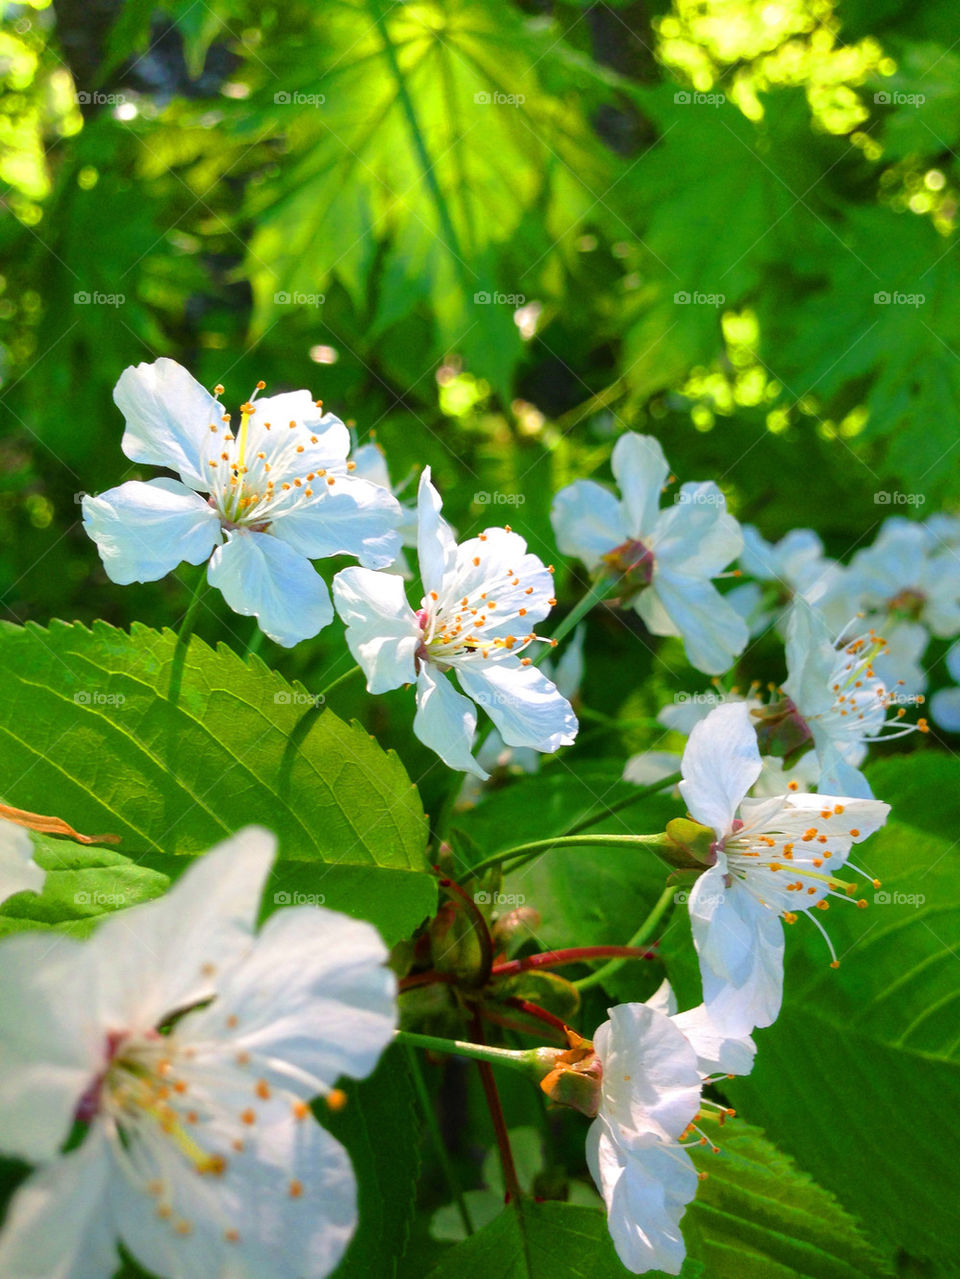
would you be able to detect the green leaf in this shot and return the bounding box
[726,751,960,1271]
[685,1117,894,1279]
[325,1045,421,1279]
[425,1198,703,1279]
[0,621,434,944]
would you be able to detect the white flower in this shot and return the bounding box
[783,598,928,798]
[551,433,746,674]
[587,985,752,1276]
[728,525,840,635]
[679,701,889,1035]
[82,359,402,647]
[0,819,44,904]
[333,468,577,777]
[0,827,397,1279]
[847,518,960,641]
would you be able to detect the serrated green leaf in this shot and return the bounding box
[685,1117,895,1279]
[0,621,434,944]
[726,752,960,1270]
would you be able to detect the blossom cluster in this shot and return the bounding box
[0,359,950,1277]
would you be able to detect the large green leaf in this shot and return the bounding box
[726,752,960,1271]
[0,621,434,944]
[685,1117,894,1278]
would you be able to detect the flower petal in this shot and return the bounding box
[670,1003,756,1077]
[84,827,275,1033]
[931,685,960,732]
[587,1118,697,1277]
[550,479,625,571]
[455,659,577,753]
[0,1126,118,1279]
[208,530,333,647]
[271,474,402,569]
[183,905,396,1093]
[414,665,484,777]
[680,702,761,835]
[782,598,836,718]
[417,467,458,595]
[114,358,221,490]
[332,567,420,692]
[641,571,747,674]
[594,1003,701,1143]
[0,819,44,904]
[652,485,742,577]
[612,433,670,539]
[82,479,221,585]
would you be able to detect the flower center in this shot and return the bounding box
[602,538,656,595]
[886,587,926,620]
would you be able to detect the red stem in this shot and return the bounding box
[502,996,569,1033]
[471,1014,521,1203]
[438,875,494,981]
[490,945,657,979]
[398,969,457,993]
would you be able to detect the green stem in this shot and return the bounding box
[564,770,683,836]
[395,1030,545,1077]
[404,1046,475,1236]
[318,663,363,700]
[176,566,209,648]
[574,884,677,991]
[469,832,669,880]
[541,574,618,658]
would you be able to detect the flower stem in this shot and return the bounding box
[403,1045,475,1236]
[317,663,363,700]
[176,566,209,648]
[564,770,683,836]
[469,831,670,879]
[490,945,656,979]
[542,574,617,656]
[573,884,677,991]
[394,1030,542,1074]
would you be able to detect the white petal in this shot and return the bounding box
[84,828,275,1033]
[112,1091,358,1279]
[811,735,874,799]
[82,479,221,585]
[416,468,458,595]
[0,820,44,903]
[931,685,960,732]
[208,530,334,647]
[349,442,392,490]
[114,358,221,490]
[441,527,555,634]
[642,572,747,674]
[550,479,625,571]
[782,599,836,718]
[183,906,396,1092]
[643,978,678,1019]
[680,702,761,835]
[455,660,578,754]
[594,1004,701,1143]
[671,1004,756,1077]
[587,1119,697,1277]
[414,665,484,776]
[332,567,419,693]
[622,751,683,787]
[0,934,101,1161]
[947,640,960,683]
[690,876,785,1035]
[652,486,742,577]
[0,1127,118,1279]
[270,475,402,569]
[611,433,670,539]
